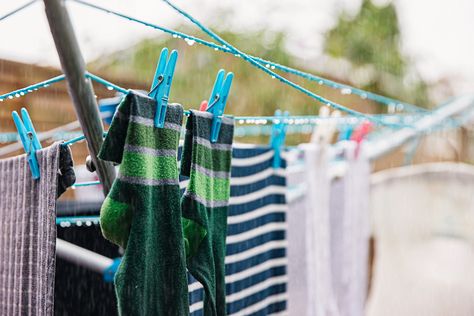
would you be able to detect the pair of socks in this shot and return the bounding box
[98,90,233,316]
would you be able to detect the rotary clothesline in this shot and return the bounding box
[3,0,474,285]
[68,0,427,114]
[2,0,428,128]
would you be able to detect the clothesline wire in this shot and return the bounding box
[0,0,424,128]
[161,0,410,128]
[0,72,127,101]
[0,0,37,22]
[1,72,418,126]
[69,0,427,114]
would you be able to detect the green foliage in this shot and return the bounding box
[325,0,431,107]
[89,28,328,119]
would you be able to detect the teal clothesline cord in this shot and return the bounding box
[73,181,101,187]
[0,75,66,101]
[0,72,127,102]
[0,0,37,22]
[159,0,410,128]
[56,215,100,227]
[69,0,427,115]
[85,72,128,94]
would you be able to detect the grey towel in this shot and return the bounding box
[0,142,75,316]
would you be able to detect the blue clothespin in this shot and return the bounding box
[338,124,354,141]
[12,108,42,179]
[206,69,234,143]
[103,257,122,283]
[149,48,178,128]
[270,110,289,169]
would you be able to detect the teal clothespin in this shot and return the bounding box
[270,110,289,169]
[149,47,178,128]
[338,124,354,141]
[206,69,234,143]
[12,108,42,179]
[103,258,122,283]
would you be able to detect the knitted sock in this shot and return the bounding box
[181,111,234,316]
[98,91,189,316]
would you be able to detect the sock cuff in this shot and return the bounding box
[181,110,234,178]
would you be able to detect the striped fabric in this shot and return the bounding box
[180,145,288,316]
[181,110,234,316]
[0,142,72,316]
[98,91,189,315]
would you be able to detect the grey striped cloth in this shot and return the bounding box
[0,142,75,316]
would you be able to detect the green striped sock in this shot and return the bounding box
[98,91,189,316]
[181,111,234,316]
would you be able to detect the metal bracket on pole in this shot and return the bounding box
[43,0,115,195]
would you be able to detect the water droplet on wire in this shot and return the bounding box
[340,88,352,95]
[185,38,196,46]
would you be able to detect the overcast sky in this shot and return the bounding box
[1,0,473,95]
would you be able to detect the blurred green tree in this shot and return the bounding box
[325,0,431,108]
[89,29,329,118]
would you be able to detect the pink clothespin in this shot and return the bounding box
[350,121,373,158]
[199,100,208,111]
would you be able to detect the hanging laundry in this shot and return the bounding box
[0,142,75,316]
[187,145,288,316]
[181,110,234,316]
[286,149,311,316]
[329,142,371,316]
[299,143,339,316]
[367,163,474,316]
[98,91,189,316]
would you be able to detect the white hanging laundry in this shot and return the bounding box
[367,163,474,316]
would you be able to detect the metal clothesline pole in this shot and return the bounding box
[43,0,115,196]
